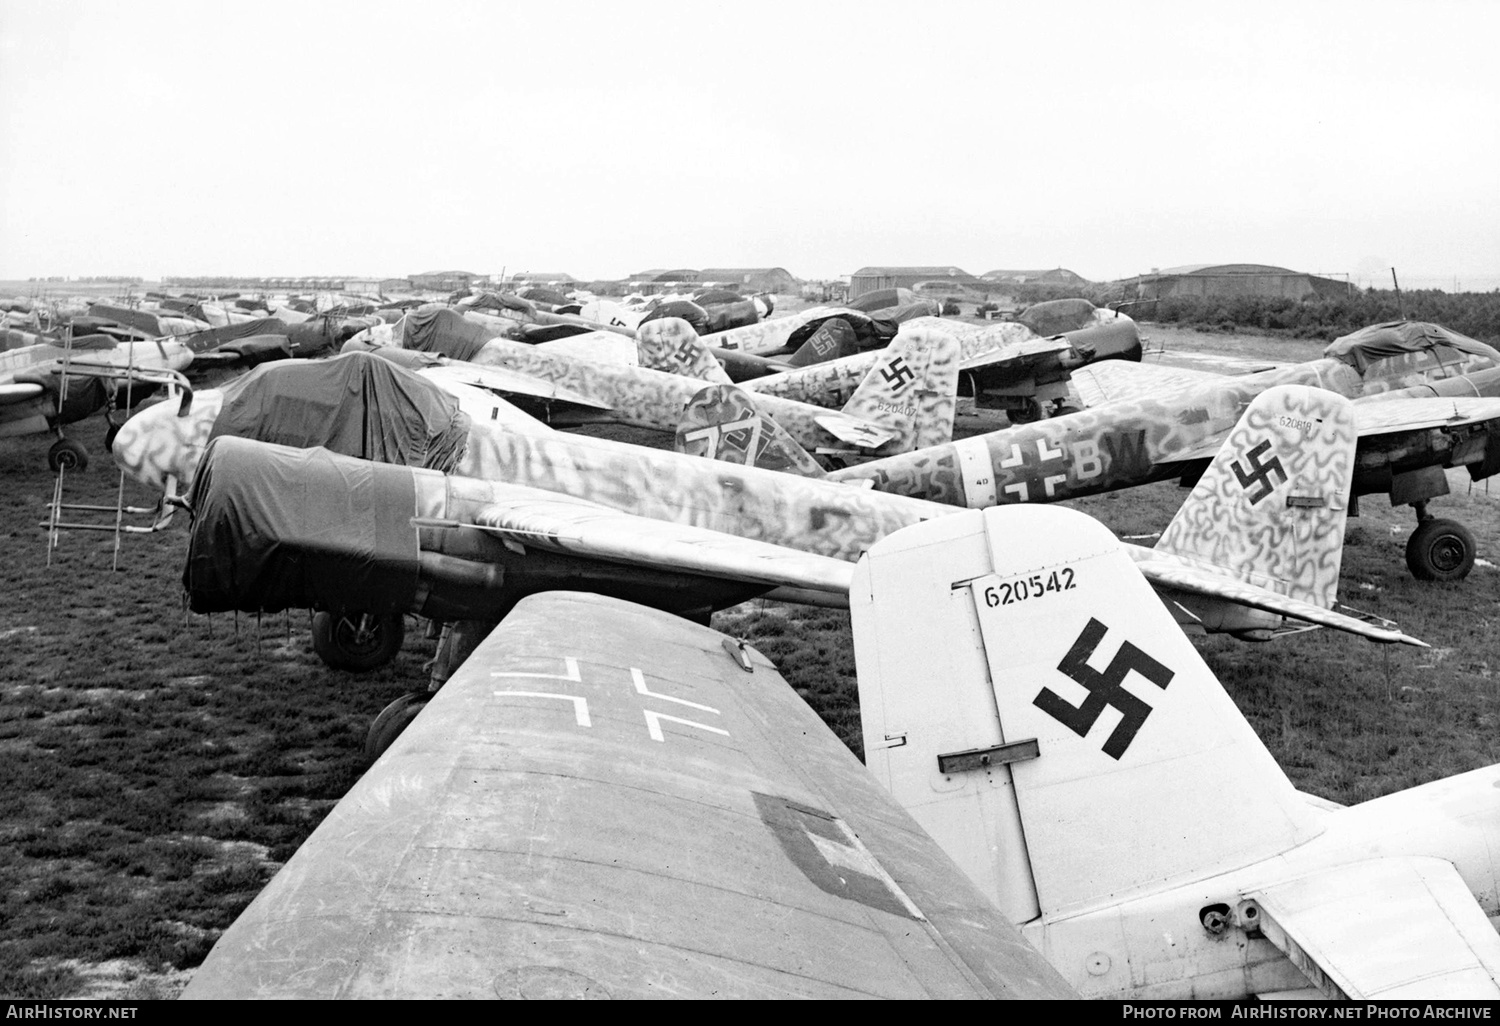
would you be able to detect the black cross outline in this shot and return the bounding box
[1033,617,1174,760]
[1230,439,1287,505]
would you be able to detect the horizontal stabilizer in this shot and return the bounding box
[1249,858,1500,999]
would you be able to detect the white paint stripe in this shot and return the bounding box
[491,656,581,682]
[492,691,591,727]
[632,667,719,714]
[953,436,998,508]
[643,710,730,743]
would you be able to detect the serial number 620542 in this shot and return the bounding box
[983,568,1076,607]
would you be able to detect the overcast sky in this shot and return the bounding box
[2,0,1497,288]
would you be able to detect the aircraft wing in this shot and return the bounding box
[1129,550,1426,646]
[464,493,854,596]
[1248,857,1500,999]
[1353,396,1500,434]
[183,592,1073,999]
[1070,359,1229,407]
[0,382,45,404]
[812,411,898,450]
[958,335,1072,372]
[416,359,614,411]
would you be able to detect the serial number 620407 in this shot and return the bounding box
[983,568,1076,607]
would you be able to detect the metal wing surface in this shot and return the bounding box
[958,335,1072,371]
[423,359,614,411]
[465,494,854,596]
[1128,550,1425,646]
[183,592,1073,999]
[1353,396,1500,434]
[811,411,898,449]
[1248,858,1500,999]
[1070,359,1229,407]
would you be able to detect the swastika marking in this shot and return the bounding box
[880,357,915,392]
[1231,439,1287,505]
[1034,618,1174,759]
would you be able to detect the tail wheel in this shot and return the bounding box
[47,438,88,472]
[1405,518,1476,582]
[311,611,406,671]
[364,691,433,763]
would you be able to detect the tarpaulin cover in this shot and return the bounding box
[847,288,919,313]
[183,317,290,355]
[88,303,166,337]
[640,301,709,334]
[403,307,497,362]
[208,351,470,473]
[467,292,537,317]
[784,309,898,353]
[183,437,422,615]
[702,299,761,334]
[1018,298,1096,337]
[1325,321,1500,373]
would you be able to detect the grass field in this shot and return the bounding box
[1,327,1497,998]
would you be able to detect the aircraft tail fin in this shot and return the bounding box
[838,325,960,451]
[637,317,734,384]
[1156,385,1356,609]
[675,384,827,478]
[782,316,862,368]
[850,504,1321,922]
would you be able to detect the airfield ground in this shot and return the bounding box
[1,325,1498,998]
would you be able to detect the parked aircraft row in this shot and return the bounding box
[15,282,1500,999]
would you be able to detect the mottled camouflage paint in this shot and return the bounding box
[744,320,1042,409]
[1154,385,1355,608]
[110,390,225,490]
[830,346,1498,507]
[467,334,937,457]
[675,385,828,478]
[702,309,827,354]
[636,317,733,384]
[457,420,953,562]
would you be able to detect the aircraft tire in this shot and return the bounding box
[311,611,406,671]
[47,438,88,472]
[1007,399,1043,425]
[1405,518,1475,582]
[364,691,433,763]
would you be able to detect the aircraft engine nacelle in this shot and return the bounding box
[183,438,772,664]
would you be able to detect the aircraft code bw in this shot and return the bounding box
[983,568,1075,607]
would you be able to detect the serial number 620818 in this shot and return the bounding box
[983,568,1076,607]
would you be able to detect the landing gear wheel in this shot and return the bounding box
[1405,518,1475,582]
[47,438,88,472]
[364,691,433,763]
[311,611,406,671]
[1007,399,1043,425]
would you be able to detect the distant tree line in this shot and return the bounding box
[1102,289,1500,344]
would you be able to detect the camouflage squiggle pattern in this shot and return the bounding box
[1155,385,1355,607]
[637,318,733,384]
[467,335,928,457]
[111,391,225,490]
[702,309,826,354]
[829,345,1497,507]
[457,420,954,562]
[838,327,960,453]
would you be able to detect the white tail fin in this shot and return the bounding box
[675,384,827,478]
[637,317,734,384]
[1157,385,1355,608]
[850,505,1321,922]
[839,326,960,451]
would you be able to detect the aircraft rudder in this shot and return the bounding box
[851,504,1319,920]
[840,325,961,451]
[1156,384,1357,607]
